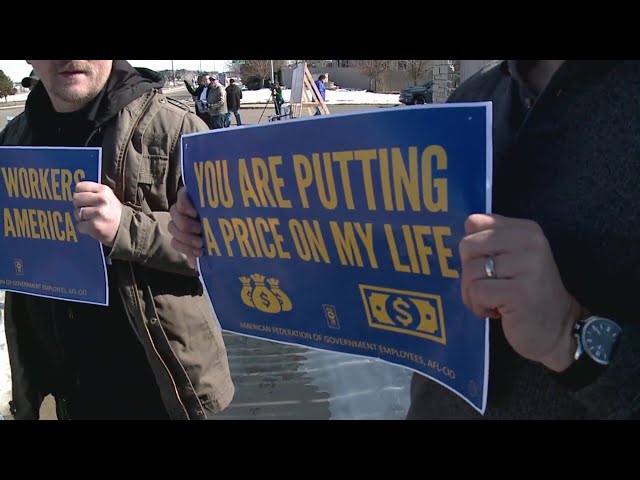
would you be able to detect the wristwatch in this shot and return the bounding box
[554,316,622,391]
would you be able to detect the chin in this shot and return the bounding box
[60,88,93,103]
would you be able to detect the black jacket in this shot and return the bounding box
[1,61,234,420]
[185,81,211,114]
[226,83,243,111]
[185,80,206,99]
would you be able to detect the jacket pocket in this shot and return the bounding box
[133,130,170,187]
[138,155,168,186]
[137,154,169,210]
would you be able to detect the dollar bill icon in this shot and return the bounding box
[359,284,446,344]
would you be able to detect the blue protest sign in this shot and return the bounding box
[0,147,108,305]
[182,104,492,412]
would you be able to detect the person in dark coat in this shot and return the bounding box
[184,74,211,125]
[225,78,243,126]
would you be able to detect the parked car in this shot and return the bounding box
[399,80,433,105]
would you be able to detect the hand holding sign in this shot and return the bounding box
[459,213,583,372]
[0,147,108,305]
[168,187,204,269]
[176,104,493,412]
[72,181,123,247]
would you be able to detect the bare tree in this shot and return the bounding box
[301,60,331,67]
[242,60,288,84]
[244,60,270,82]
[405,60,433,86]
[354,60,392,92]
[225,61,242,78]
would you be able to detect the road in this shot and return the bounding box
[0,88,412,420]
[0,106,24,131]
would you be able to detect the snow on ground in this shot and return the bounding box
[3,88,400,105]
[241,88,400,105]
[2,92,29,103]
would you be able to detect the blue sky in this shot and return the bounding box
[0,60,230,83]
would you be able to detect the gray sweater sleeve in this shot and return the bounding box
[572,323,640,419]
[451,61,640,419]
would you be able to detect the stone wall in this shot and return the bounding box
[432,60,461,103]
[432,60,500,102]
[460,60,498,83]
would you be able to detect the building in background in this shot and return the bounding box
[279,60,497,94]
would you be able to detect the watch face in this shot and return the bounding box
[582,317,622,365]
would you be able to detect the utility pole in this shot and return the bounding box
[270,60,275,84]
[171,60,175,86]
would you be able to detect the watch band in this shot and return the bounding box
[552,316,621,391]
[552,347,606,391]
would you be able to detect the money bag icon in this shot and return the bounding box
[250,273,281,313]
[267,278,292,312]
[239,276,254,307]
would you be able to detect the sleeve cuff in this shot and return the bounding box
[108,205,149,262]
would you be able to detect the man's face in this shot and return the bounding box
[27,60,113,112]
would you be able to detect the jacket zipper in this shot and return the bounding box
[74,90,187,417]
[117,90,188,417]
[127,263,188,417]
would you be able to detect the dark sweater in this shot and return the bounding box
[408,60,640,420]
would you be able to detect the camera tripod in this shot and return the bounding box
[258,88,287,123]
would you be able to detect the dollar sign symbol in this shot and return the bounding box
[392,297,412,327]
[239,277,254,307]
[267,278,292,312]
[251,276,281,313]
[259,291,271,306]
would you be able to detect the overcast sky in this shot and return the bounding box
[0,60,231,83]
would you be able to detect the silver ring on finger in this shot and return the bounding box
[78,206,84,221]
[484,256,497,279]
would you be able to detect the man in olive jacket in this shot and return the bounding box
[0,60,234,420]
[206,75,227,130]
